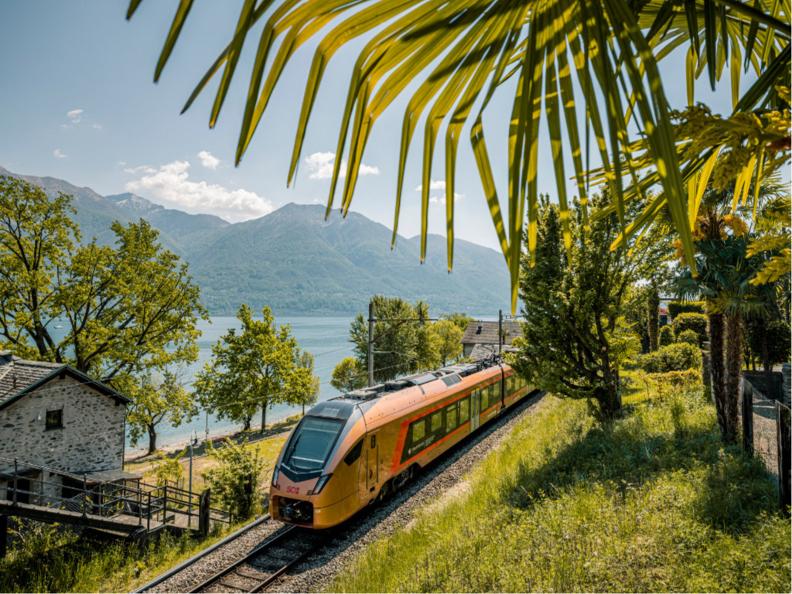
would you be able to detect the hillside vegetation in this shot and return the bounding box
[0,166,510,315]
[331,374,790,592]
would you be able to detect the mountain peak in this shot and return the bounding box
[106,192,162,214]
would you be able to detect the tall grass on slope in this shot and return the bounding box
[331,379,790,592]
[0,520,243,592]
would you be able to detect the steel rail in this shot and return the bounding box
[188,524,325,593]
[134,514,270,593]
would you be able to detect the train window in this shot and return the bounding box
[344,439,363,465]
[430,410,443,434]
[411,419,426,444]
[459,397,470,423]
[488,383,497,406]
[446,404,458,431]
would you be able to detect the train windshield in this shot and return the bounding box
[281,416,344,473]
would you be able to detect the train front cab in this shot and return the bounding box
[270,401,366,529]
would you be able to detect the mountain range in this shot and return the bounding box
[0,166,510,315]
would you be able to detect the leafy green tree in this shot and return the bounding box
[194,305,300,433]
[330,357,366,393]
[513,196,650,420]
[124,370,197,454]
[429,320,463,366]
[291,350,320,415]
[441,313,473,332]
[203,439,265,521]
[349,296,439,383]
[0,176,206,381]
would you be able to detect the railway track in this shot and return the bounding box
[188,525,328,593]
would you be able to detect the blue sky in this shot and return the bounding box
[0,1,742,251]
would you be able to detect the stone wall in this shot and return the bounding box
[0,375,126,476]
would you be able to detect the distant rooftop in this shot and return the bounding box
[461,320,521,346]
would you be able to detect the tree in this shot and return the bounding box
[0,176,206,381]
[203,439,265,521]
[513,196,644,420]
[349,296,439,383]
[131,1,789,309]
[291,350,320,415]
[647,285,661,352]
[441,313,473,332]
[429,320,463,366]
[194,305,301,433]
[331,357,366,393]
[676,196,771,443]
[125,371,197,455]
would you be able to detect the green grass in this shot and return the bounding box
[331,373,790,592]
[0,518,256,592]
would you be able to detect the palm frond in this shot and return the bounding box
[128,0,791,312]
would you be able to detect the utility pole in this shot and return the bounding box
[498,309,503,355]
[368,300,375,386]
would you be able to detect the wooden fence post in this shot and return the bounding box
[777,401,791,515]
[742,379,754,456]
[199,489,210,537]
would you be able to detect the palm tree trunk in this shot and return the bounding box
[724,312,743,444]
[261,404,267,434]
[647,287,660,351]
[708,312,730,442]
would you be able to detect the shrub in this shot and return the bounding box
[639,343,702,373]
[668,300,705,317]
[676,329,699,345]
[203,439,265,520]
[659,325,675,346]
[673,312,708,345]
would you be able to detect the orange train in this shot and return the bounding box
[269,356,534,529]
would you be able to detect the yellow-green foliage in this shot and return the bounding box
[331,376,789,593]
[0,520,244,592]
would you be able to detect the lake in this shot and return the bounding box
[127,315,355,454]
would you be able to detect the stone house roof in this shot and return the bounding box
[468,343,519,361]
[0,352,130,411]
[461,320,522,346]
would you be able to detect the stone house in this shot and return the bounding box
[461,320,522,358]
[0,353,130,505]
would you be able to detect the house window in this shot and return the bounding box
[45,409,63,430]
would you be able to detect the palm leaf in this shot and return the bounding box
[127,0,790,312]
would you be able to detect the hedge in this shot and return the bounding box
[659,325,675,347]
[676,329,699,345]
[668,300,706,318]
[639,343,702,373]
[672,312,708,345]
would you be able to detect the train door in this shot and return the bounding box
[366,433,379,493]
[470,391,481,431]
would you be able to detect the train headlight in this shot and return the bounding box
[312,474,332,495]
[272,466,280,489]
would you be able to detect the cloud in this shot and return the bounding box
[197,150,220,170]
[123,164,156,175]
[66,108,83,123]
[304,151,380,180]
[417,179,463,205]
[125,160,272,222]
[91,123,103,130]
[53,148,67,159]
[414,179,447,192]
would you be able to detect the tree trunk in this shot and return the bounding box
[709,312,730,442]
[260,404,267,434]
[147,425,157,455]
[723,313,743,444]
[647,286,660,352]
[242,416,251,432]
